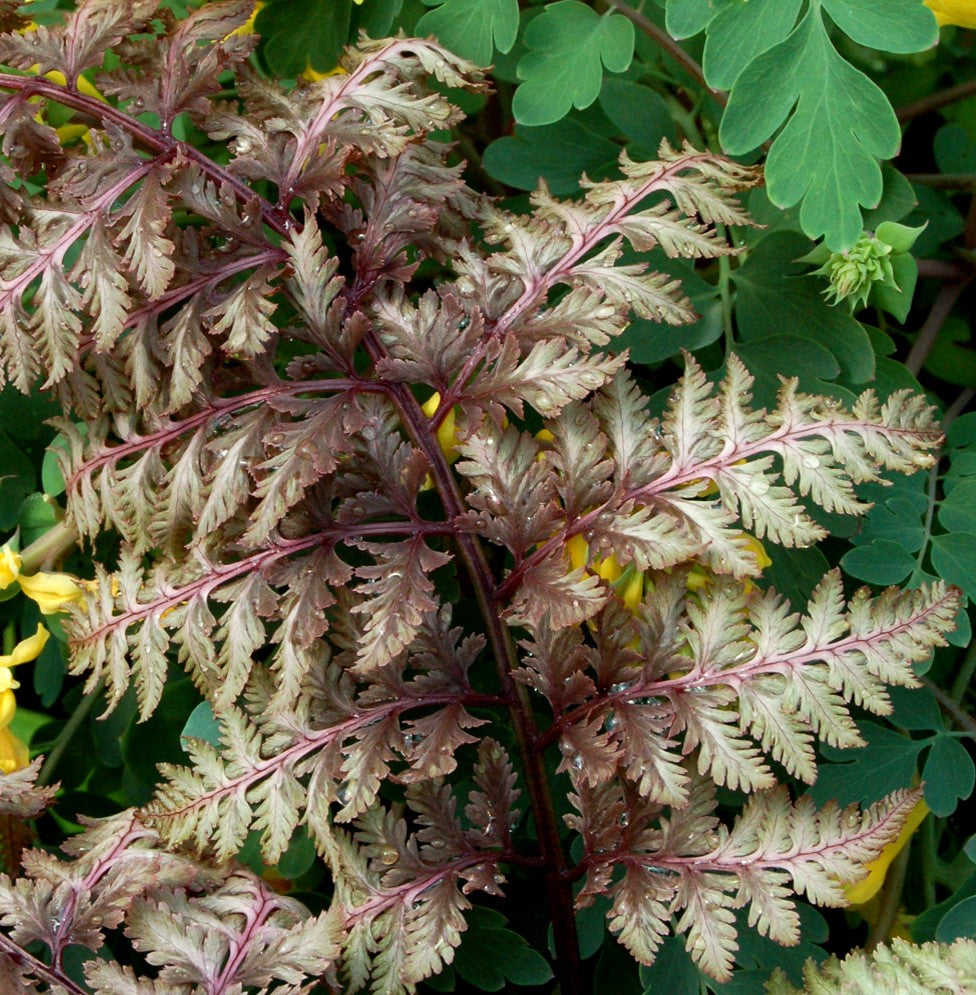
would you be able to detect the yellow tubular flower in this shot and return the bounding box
[0,624,49,669]
[421,392,459,463]
[739,533,772,571]
[34,68,106,102]
[0,624,46,775]
[0,546,21,589]
[565,533,589,573]
[565,536,645,613]
[17,572,83,615]
[926,0,976,27]
[0,690,15,727]
[844,798,930,906]
[616,566,644,615]
[301,63,347,82]
[0,725,30,774]
[231,1,264,35]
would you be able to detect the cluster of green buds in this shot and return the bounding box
[802,222,925,319]
[0,545,83,774]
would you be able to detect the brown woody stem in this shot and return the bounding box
[897,78,976,123]
[603,0,727,107]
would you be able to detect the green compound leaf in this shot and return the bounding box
[416,0,518,66]
[482,116,620,196]
[256,0,352,78]
[841,539,916,586]
[924,735,975,818]
[819,0,938,53]
[931,532,976,601]
[665,0,717,38]
[936,897,976,943]
[720,7,900,250]
[639,935,699,993]
[702,0,803,90]
[940,480,976,533]
[888,685,944,732]
[732,231,875,384]
[598,78,675,155]
[454,908,554,990]
[0,426,35,530]
[812,722,926,808]
[513,1,634,126]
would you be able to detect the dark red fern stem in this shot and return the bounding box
[353,311,584,991]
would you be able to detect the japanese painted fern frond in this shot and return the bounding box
[0,2,959,991]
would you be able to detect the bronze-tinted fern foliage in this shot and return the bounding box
[0,1,959,991]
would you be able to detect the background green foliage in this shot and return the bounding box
[4,0,976,991]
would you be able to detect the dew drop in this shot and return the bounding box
[458,316,470,331]
[801,453,820,469]
[380,847,398,866]
[748,476,770,496]
[570,754,584,771]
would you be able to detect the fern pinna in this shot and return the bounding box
[0,1,958,992]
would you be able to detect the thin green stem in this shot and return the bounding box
[951,640,976,702]
[925,676,976,739]
[904,278,972,377]
[37,676,106,787]
[17,518,79,574]
[718,245,734,356]
[603,0,727,107]
[921,815,937,911]
[914,464,939,576]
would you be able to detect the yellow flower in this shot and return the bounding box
[0,546,21,589]
[0,624,46,775]
[421,392,460,463]
[844,798,929,906]
[926,0,976,27]
[0,725,29,774]
[32,68,106,103]
[230,1,264,35]
[301,63,347,82]
[565,534,645,613]
[740,533,772,571]
[17,571,83,615]
[0,624,49,671]
[0,690,15,728]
